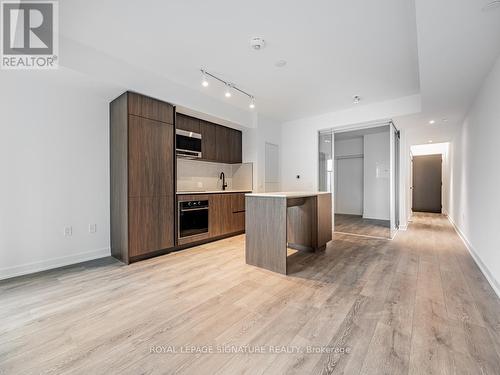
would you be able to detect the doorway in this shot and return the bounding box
[264,142,280,192]
[412,154,442,213]
[319,124,393,239]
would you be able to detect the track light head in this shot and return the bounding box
[201,69,209,87]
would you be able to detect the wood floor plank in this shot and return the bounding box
[0,213,499,375]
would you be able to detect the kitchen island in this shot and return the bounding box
[245,192,332,274]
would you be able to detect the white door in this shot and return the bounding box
[265,142,280,192]
[336,157,363,215]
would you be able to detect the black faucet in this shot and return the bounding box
[219,172,228,191]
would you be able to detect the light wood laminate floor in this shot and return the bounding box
[1,213,500,374]
[334,214,391,238]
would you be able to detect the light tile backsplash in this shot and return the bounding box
[177,159,253,192]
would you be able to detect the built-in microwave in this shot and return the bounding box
[176,129,202,159]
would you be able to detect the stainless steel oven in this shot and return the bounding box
[178,200,209,239]
[176,129,202,159]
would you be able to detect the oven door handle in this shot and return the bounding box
[180,207,209,212]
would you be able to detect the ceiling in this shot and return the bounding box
[394,0,500,138]
[59,0,500,130]
[60,0,420,121]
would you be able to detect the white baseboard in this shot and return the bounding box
[0,248,111,281]
[362,214,390,221]
[399,224,408,231]
[447,215,500,298]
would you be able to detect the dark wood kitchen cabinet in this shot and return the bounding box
[176,113,200,133]
[230,193,246,232]
[209,193,232,237]
[200,120,217,161]
[209,193,246,237]
[215,126,242,163]
[110,92,176,263]
[229,128,242,163]
[215,125,231,163]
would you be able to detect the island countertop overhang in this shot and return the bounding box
[245,191,330,199]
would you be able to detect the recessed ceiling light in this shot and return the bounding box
[428,140,433,143]
[482,1,500,11]
[429,120,435,124]
[249,97,255,109]
[275,60,287,68]
[353,95,361,104]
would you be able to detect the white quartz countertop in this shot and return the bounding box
[245,191,331,198]
[176,190,252,195]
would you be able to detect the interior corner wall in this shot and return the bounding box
[242,114,281,193]
[448,54,500,296]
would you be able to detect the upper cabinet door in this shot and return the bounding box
[200,120,217,161]
[215,126,231,163]
[128,116,159,197]
[128,92,174,124]
[176,113,200,133]
[229,129,242,163]
[128,116,174,197]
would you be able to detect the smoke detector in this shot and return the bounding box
[250,37,266,50]
[353,95,361,104]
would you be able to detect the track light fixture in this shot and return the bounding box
[201,70,209,87]
[200,68,256,109]
[224,84,232,98]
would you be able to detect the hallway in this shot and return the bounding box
[1,214,499,374]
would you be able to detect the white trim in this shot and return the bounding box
[447,215,500,298]
[399,224,408,231]
[362,214,390,221]
[0,248,111,281]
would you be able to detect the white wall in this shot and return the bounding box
[0,68,277,279]
[281,94,420,192]
[334,138,364,215]
[363,131,390,220]
[0,69,118,279]
[448,55,500,295]
[244,114,282,193]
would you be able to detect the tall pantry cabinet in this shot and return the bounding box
[110,92,175,263]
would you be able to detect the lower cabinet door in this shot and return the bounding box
[129,196,175,257]
[158,195,175,250]
[231,211,245,233]
[129,197,158,257]
[209,194,232,237]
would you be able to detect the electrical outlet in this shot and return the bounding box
[64,226,72,237]
[89,224,97,233]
